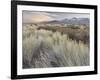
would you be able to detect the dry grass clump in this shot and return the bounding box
[22,25,89,68]
[37,25,89,44]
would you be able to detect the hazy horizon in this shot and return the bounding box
[22,11,90,23]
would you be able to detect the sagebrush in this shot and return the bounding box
[22,25,89,68]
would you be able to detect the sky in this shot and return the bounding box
[22,10,90,23]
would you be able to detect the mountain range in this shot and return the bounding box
[41,17,89,25]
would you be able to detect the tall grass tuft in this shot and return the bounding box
[22,25,89,68]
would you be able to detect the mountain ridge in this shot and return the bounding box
[41,17,89,25]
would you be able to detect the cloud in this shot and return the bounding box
[22,11,90,23]
[22,11,54,23]
[48,12,90,20]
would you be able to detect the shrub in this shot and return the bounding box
[22,25,89,68]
